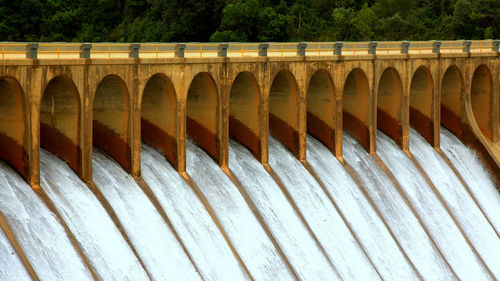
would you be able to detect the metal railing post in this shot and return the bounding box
[129,43,140,58]
[492,40,500,52]
[219,43,228,57]
[298,42,307,56]
[401,41,410,54]
[259,43,269,56]
[27,43,38,59]
[334,42,343,55]
[432,41,441,53]
[176,43,186,58]
[368,41,377,54]
[463,40,471,53]
[80,43,92,58]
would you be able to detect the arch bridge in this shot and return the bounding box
[0,40,499,186]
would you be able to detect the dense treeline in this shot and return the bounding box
[0,0,499,42]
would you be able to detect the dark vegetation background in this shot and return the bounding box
[0,0,498,42]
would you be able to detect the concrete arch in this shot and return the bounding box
[470,64,493,140]
[306,69,336,152]
[0,77,29,179]
[343,68,370,151]
[410,66,434,144]
[40,75,82,175]
[377,67,403,147]
[441,65,464,138]
[141,73,178,168]
[229,71,262,160]
[93,74,132,172]
[186,72,220,162]
[269,70,300,156]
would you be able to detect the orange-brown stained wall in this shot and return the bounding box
[40,76,81,175]
[229,72,261,160]
[343,68,370,151]
[410,66,434,144]
[441,66,463,138]
[470,65,493,140]
[141,74,177,168]
[93,75,131,172]
[269,70,300,157]
[377,67,403,147]
[186,72,220,163]
[307,70,335,152]
[0,77,29,179]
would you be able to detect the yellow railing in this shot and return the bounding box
[471,40,495,52]
[38,43,81,59]
[268,43,300,56]
[409,42,434,54]
[342,43,370,55]
[441,41,464,53]
[227,43,260,56]
[306,43,335,55]
[140,43,177,58]
[377,42,402,54]
[184,44,220,57]
[91,44,131,58]
[0,43,29,59]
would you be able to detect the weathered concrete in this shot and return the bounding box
[0,50,499,185]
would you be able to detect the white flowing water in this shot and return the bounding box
[228,139,339,280]
[39,149,150,281]
[440,128,500,234]
[377,131,490,279]
[268,136,378,281]
[0,225,31,281]
[410,128,500,279]
[342,133,456,280]
[0,161,93,281]
[306,135,419,280]
[92,150,202,281]
[186,140,294,281]
[140,144,250,281]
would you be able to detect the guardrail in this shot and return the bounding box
[1,40,499,59]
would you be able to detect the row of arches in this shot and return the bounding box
[0,63,497,182]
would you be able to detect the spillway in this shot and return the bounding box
[0,223,31,281]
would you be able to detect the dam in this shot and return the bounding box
[0,40,499,280]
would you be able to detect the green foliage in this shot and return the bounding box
[0,0,498,42]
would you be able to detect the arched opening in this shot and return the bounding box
[471,65,493,140]
[377,67,403,147]
[306,69,335,152]
[229,72,261,160]
[269,70,300,156]
[441,66,463,138]
[141,74,177,168]
[343,68,370,151]
[0,77,29,179]
[40,76,81,175]
[409,66,434,144]
[93,75,131,172]
[186,72,220,162]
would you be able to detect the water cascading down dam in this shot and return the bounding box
[0,40,499,280]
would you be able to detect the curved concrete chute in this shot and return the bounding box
[269,70,300,157]
[441,66,464,138]
[342,68,370,151]
[40,76,82,176]
[409,66,434,145]
[141,73,178,168]
[93,74,132,172]
[0,77,29,180]
[186,72,220,163]
[306,70,335,152]
[377,67,403,148]
[470,65,493,140]
[229,72,262,161]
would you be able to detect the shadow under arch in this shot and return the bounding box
[0,77,29,179]
[141,73,178,168]
[40,75,82,175]
[186,72,220,163]
[409,66,434,145]
[306,69,335,152]
[377,67,403,148]
[269,70,300,157]
[441,65,464,138]
[342,68,370,151]
[229,71,261,161]
[93,74,131,172]
[471,64,493,140]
